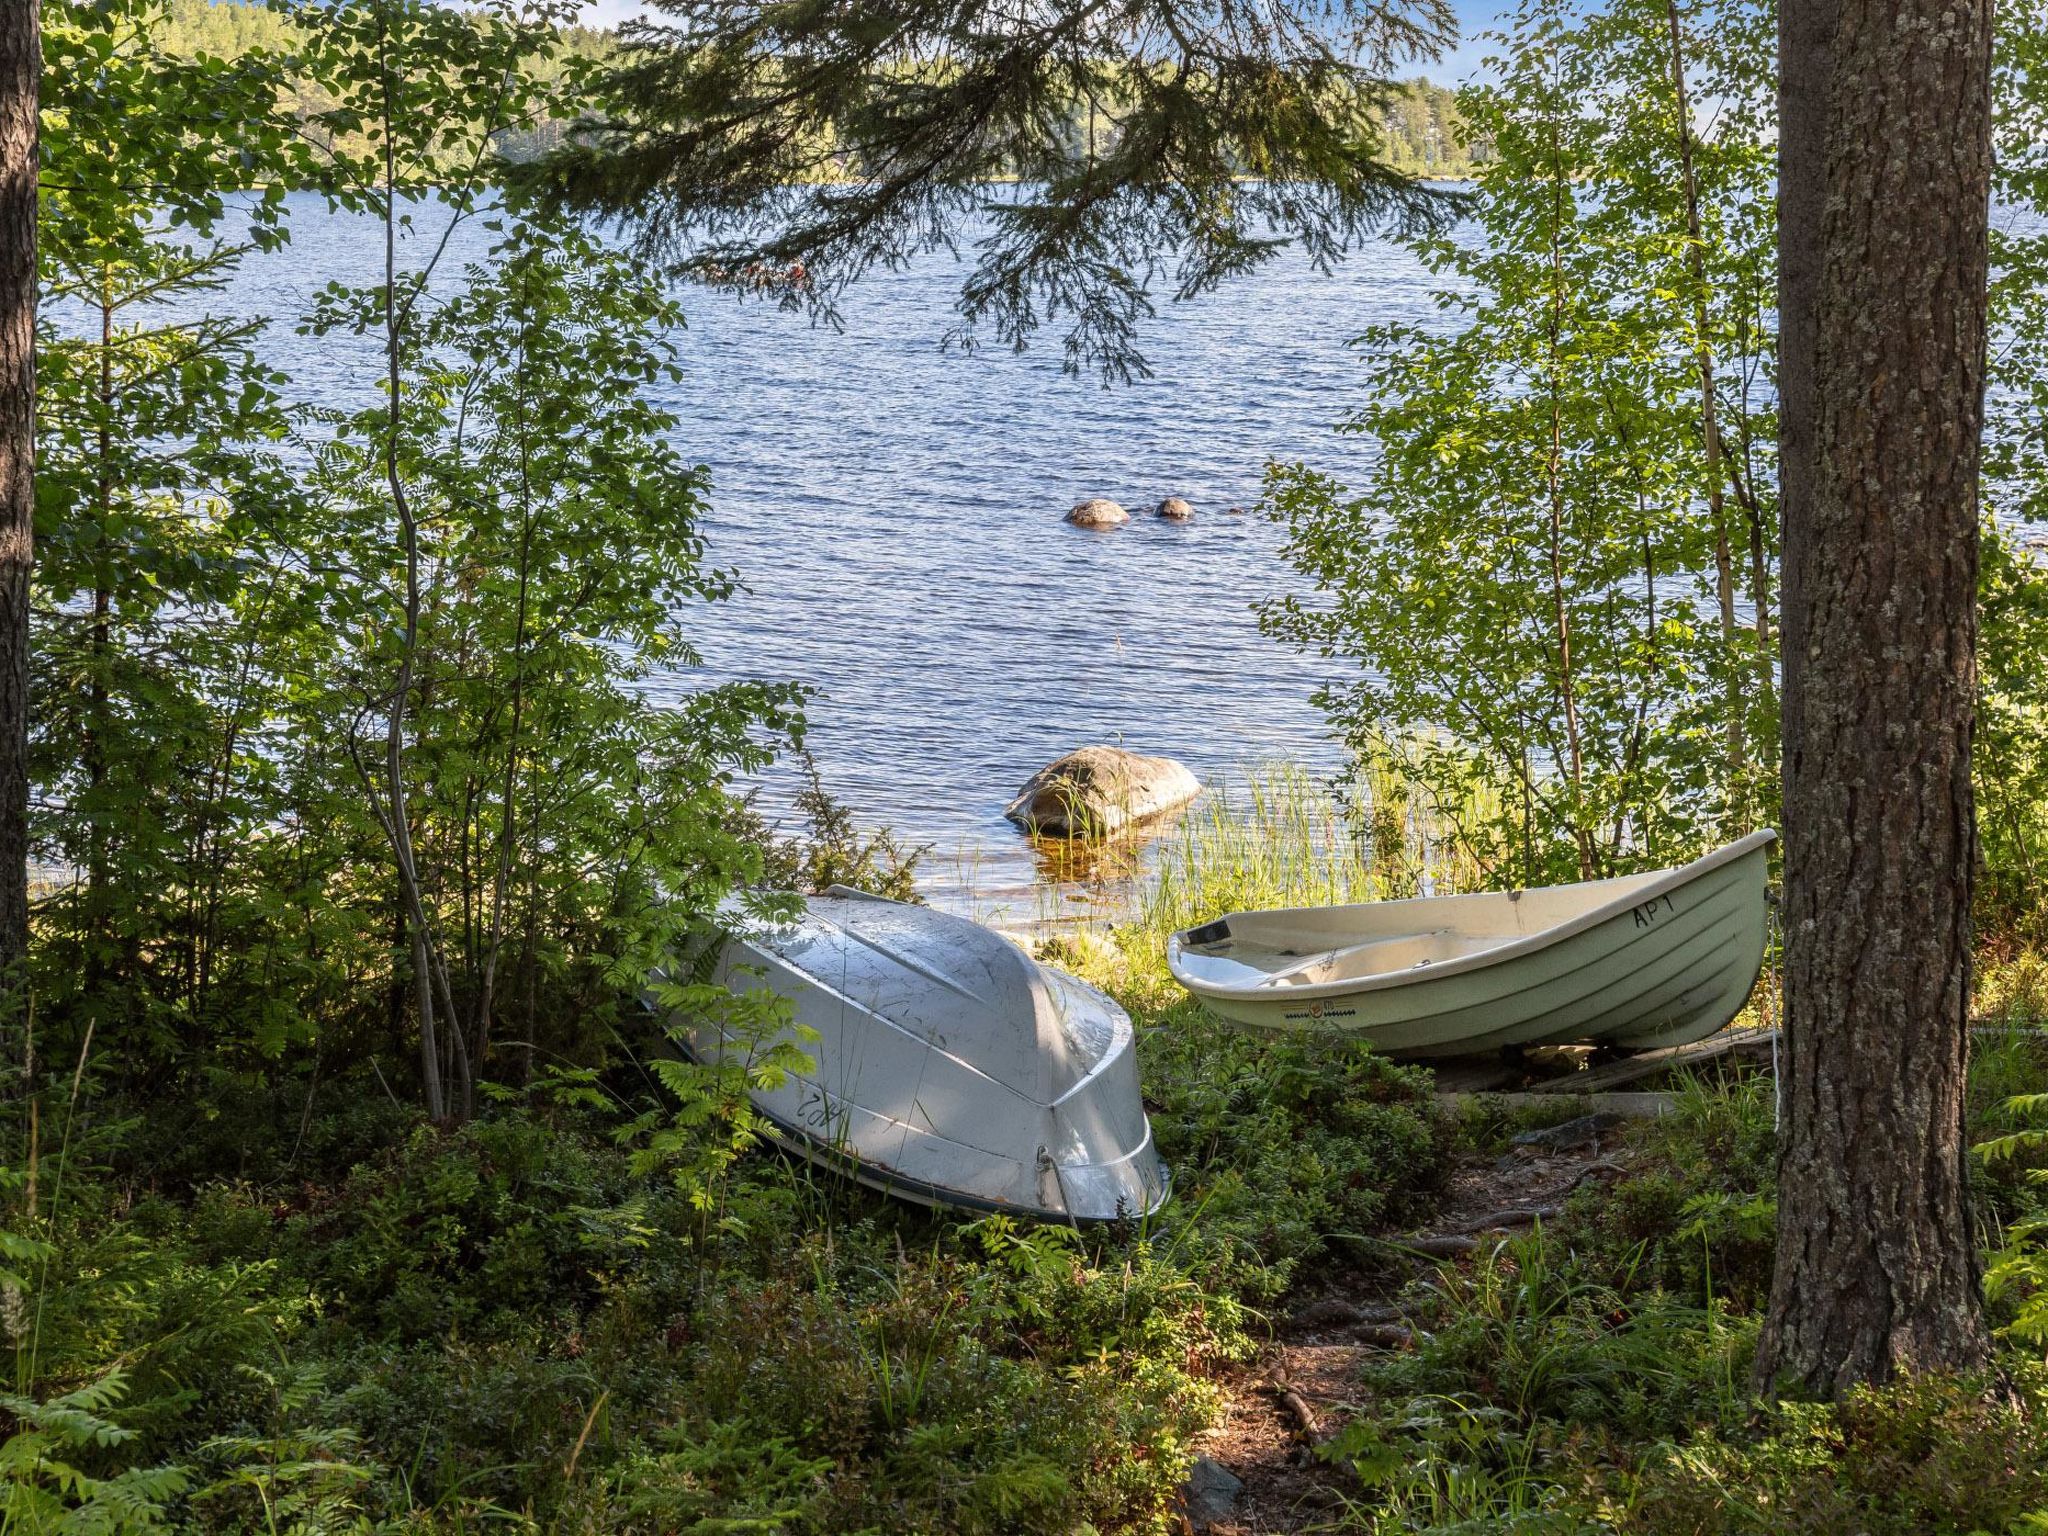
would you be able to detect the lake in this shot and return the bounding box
[216,195,1460,919]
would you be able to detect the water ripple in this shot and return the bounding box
[190,194,1472,917]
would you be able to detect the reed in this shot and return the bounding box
[1112,759,1488,980]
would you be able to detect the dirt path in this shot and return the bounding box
[1184,1113,1640,1533]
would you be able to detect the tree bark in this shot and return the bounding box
[1757,0,1996,1395]
[0,0,35,1014]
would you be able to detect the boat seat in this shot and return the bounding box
[1261,929,1461,987]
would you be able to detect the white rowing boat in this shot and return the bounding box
[674,888,1169,1222]
[1167,830,1775,1057]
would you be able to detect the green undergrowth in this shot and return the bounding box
[1038,949,1457,1302]
[1306,1024,2048,1534]
[13,774,2048,1531]
[0,958,1454,1532]
[4,1082,1222,1532]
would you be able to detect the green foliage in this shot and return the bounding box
[1365,1229,1757,1441]
[1131,763,1482,948]
[187,1365,372,1535]
[745,752,928,903]
[1319,1397,1588,1533]
[34,0,809,1116]
[1265,0,1779,884]
[1142,1011,1449,1293]
[1973,1086,2048,1346]
[636,964,814,1230]
[0,1369,190,1534]
[154,0,614,161]
[92,1091,1241,1531]
[1304,1036,2048,1535]
[1564,1074,1778,1308]
[274,0,809,1117]
[35,0,331,1061]
[1612,1364,2048,1535]
[1379,78,1485,179]
[1978,521,2048,939]
[1990,0,2048,531]
[1044,921,1453,1300]
[593,1249,1215,1534]
[0,1145,374,1534]
[272,1114,656,1343]
[1980,0,2048,898]
[293,200,802,1111]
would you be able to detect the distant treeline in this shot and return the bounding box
[158,0,1481,178]
[159,0,611,161]
[1381,78,1482,179]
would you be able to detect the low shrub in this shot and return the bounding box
[1362,1229,1757,1443]
[1560,1074,1778,1309]
[1613,1364,2048,1535]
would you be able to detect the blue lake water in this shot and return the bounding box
[204,194,1461,917]
[111,191,2048,918]
[651,246,1451,915]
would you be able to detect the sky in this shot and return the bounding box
[570,0,1509,88]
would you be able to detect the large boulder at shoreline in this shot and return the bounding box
[1066,497,1129,528]
[1004,746,1202,838]
[1156,496,1196,521]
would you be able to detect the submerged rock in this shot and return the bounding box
[1004,745,1202,838]
[1066,497,1129,528]
[1156,496,1196,520]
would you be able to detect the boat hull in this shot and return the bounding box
[1167,832,1774,1058]
[673,890,1169,1222]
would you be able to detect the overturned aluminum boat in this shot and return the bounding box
[1167,830,1774,1057]
[677,888,1168,1222]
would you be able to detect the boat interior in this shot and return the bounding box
[1172,867,1675,992]
[1172,929,1516,991]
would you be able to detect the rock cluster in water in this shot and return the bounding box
[1004,745,1203,838]
[1064,495,1203,526]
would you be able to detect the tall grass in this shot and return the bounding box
[1113,761,1487,981]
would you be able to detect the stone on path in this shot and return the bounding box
[1176,1456,1244,1533]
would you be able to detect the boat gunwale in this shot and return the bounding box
[1321,886,1764,1050]
[680,1037,1174,1223]
[1167,828,1776,1002]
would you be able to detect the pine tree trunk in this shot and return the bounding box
[0,0,35,1006]
[1757,0,1995,1396]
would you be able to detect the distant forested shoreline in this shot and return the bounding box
[157,0,1483,177]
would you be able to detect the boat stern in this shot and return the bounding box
[1049,1138,1171,1222]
